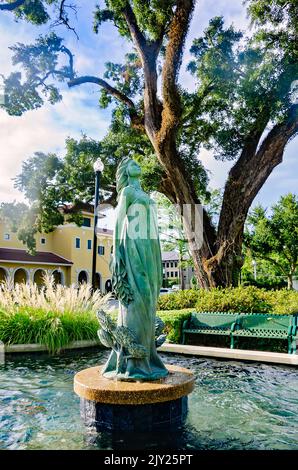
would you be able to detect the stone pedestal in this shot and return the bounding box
[74,364,195,432]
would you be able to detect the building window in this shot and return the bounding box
[75,237,81,249]
[171,271,174,278]
[110,245,113,254]
[98,245,105,255]
[87,240,92,250]
[41,237,46,245]
[4,233,10,241]
[82,217,91,227]
[171,262,174,268]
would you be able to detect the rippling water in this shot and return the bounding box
[0,349,297,450]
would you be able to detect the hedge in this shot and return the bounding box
[0,306,190,353]
[158,289,199,310]
[0,307,99,354]
[158,286,298,314]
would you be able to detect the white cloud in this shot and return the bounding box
[0,86,109,203]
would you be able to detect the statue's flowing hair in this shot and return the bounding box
[116,157,133,197]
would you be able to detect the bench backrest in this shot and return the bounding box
[189,312,240,330]
[189,311,298,332]
[238,313,292,331]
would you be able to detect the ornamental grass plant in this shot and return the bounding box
[0,273,109,353]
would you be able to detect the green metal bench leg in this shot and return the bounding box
[289,326,297,354]
[291,330,297,354]
[230,334,234,349]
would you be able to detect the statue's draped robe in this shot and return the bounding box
[102,186,168,380]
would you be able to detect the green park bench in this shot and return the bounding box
[182,311,298,354]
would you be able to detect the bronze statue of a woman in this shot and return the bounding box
[101,157,168,381]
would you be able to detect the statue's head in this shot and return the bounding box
[116,157,141,195]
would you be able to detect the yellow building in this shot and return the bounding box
[0,204,113,292]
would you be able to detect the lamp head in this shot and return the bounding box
[93,158,104,173]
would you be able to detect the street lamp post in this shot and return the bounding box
[252,259,257,281]
[92,158,104,291]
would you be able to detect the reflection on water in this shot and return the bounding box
[0,349,298,450]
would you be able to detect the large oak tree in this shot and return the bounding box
[1,0,298,288]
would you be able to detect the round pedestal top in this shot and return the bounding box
[74,364,195,405]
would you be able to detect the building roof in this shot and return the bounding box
[162,251,179,261]
[0,248,73,266]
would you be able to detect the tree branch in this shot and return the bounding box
[121,2,164,138]
[245,104,298,203]
[68,75,135,108]
[0,0,25,11]
[52,0,79,39]
[60,45,75,78]
[68,75,144,130]
[122,3,148,60]
[158,0,195,142]
[217,105,298,246]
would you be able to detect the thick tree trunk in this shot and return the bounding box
[122,2,298,290]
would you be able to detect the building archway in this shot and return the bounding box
[52,269,64,286]
[105,279,112,293]
[0,267,8,284]
[78,270,89,285]
[14,268,29,285]
[94,273,101,291]
[33,269,46,287]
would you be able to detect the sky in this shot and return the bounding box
[0,0,297,225]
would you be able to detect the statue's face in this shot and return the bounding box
[127,160,141,178]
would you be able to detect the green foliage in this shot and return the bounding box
[158,289,199,310]
[0,201,28,232]
[195,286,298,314]
[241,249,288,289]
[93,0,176,41]
[195,286,272,313]
[245,193,298,288]
[1,33,71,115]
[185,11,298,161]
[157,286,298,315]
[0,201,39,254]
[0,305,190,352]
[0,307,99,354]
[157,309,192,343]
[242,275,287,291]
[1,0,56,25]
[266,289,298,315]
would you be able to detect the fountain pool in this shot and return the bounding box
[0,349,297,450]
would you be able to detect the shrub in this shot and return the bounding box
[157,289,199,310]
[267,289,298,314]
[157,309,193,343]
[195,286,272,313]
